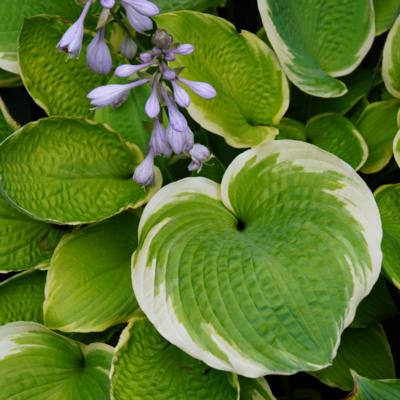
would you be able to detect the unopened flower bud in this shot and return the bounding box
[152,29,173,50]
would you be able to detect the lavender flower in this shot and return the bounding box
[120,0,159,33]
[145,81,161,118]
[178,77,217,99]
[189,144,211,171]
[101,0,115,7]
[133,150,155,186]
[56,0,92,57]
[86,28,112,75]
[150,119,172,157]
[120,36,138,59]
[166,125,186,154]
[162,89,188,132]
[87,78,149,107]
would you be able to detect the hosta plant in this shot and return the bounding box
[1,0,400,399]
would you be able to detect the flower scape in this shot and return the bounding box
[0,1,400,399]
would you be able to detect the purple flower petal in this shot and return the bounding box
[101,0,115,8]
[121,1,154,33]
[166,125,185,154]
[188,160,202,172]
[172,81,190,108]
[123,0,159,17]
[145,81,161,118]
[150,119,172,156]
[173,44,195,55]
[115,62,152,77]
[182,127,194,152]
[178,77,217,99]
[190,143,211,163]
[120,36,138,59]
[86,28,112,75]
[162,67,177,81]
[87,78,149,108]
[162,89,188,132]
[133,151,155,186]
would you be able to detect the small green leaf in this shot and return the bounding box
[133,140,382,377]
[0,322,113,400]
[258,0,375,97]
[0,0,82,74]
[350,373,400,399]
[239,377,277,400]
[95,76,151,153]
[111,314,239,400]
[374,0,400,36]
[0,270,46,324]
[310,324,395,390]
[156,11,289,148]
[375,184,400,288]
[276,118,306,141]
[306,113,368,170]
[356,100,400,174]
[0,117,160,225]
[44,212,140,332]
[155,0,226,12]
[18,16,109,118]
[0,195,63,272]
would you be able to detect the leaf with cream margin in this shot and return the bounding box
[276,118,306,141]
[0,322,113,400]
[0,96,19,142]
[239,377,277,399]
[350,373,400,399]
[133,140,382,378]
[257,0,375,97]
[374,0,400,36]
[383,14,400,99]
[156,11,289,148]
[0,117,161,225]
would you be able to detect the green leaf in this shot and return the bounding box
[0,270,46,324]
[156,11,289,148]
[0,0,81,74]
[0,321,113,400]
[133,140,382,377]
[18,16,109,118]
[310,324,395,390]
[155,0,226,12]
[0,96,19,142]
[0,195,63,272]
[95,76,151,153]
[111,314,239,400]
[0,117,160,225]
[350,373,400,399]
[258,0,375,97]
[306,113,368,170]
[239,377,277,400]
[356,100,400,174]
[374,0,400,36]
[383,14,400,99]
[276,118,307,141]
[44,212,140,332]
[375,184,400,288]
[352,276,397,328]
[0,68,21,87]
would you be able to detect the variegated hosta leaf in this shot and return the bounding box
[154,0,225,12]
[44,212,140,332]
[239,377,277,400]
[310,324,395,390]
[0,68,21,87]
[18,16,108,118]
[355,100,400,174]
[257,0,375,97]
[133,140,382,377]
[306,113,368,170]
[0,96,18,142]
[350,373,400,399]
[276,118,306,141]
[374,0,400,36]
[111,314,240,399]
[0,195,63,272]
[0,117,160,225]
[0,322,113,400]
[156,11,289,148]
[375,184,400,288]
[0,270,46,324]
[383,14,400,98]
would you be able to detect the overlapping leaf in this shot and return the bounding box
[383,14,400,98]
[133,140,382,377]
[350,373,400,399]
[156,11,289,148]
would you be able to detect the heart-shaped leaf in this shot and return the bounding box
[111,314,239,399]
[0,117,160,225]
[156,11,289,148]
[0,195,63,272]
[18,16,108,118]
[306,113,368,170]
[133,140,382,377]
[257,0,375,97]
[44,212,140,332]
[310,324,395,390]
[350,373,400,399]
[0,322,113,400]
[0,270,46,324]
